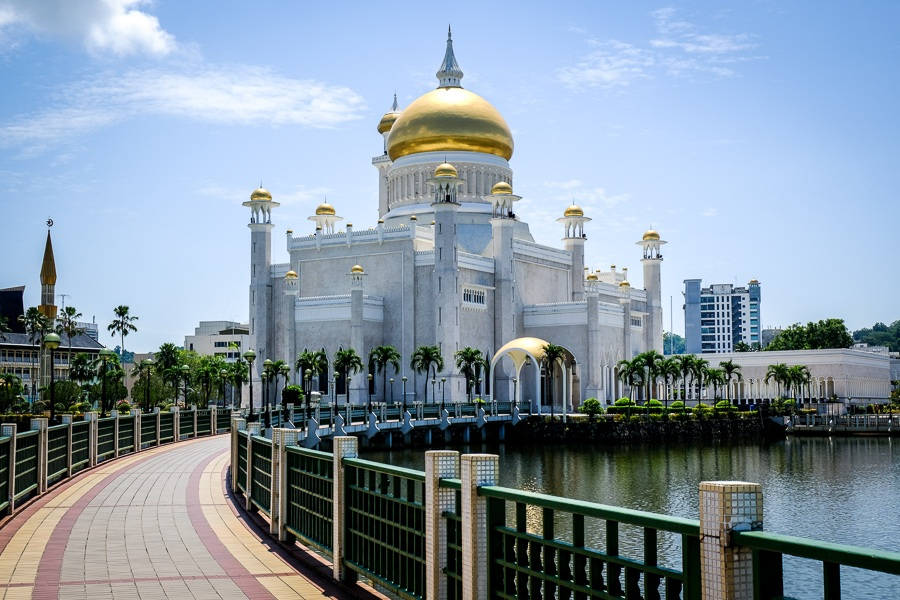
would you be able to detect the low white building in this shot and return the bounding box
[183,321,250,362]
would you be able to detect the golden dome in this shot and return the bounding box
[564,204,584,217]
[315,202,336,216]
[387,87,513,161]
[250,187,271,201]
[434,162,458,178]
[491,181,512,195]
[619,280,631,288]
[351,264,364,274]
[642,229,660,241]
[410,215,418,221]
[586,273,599,281]
[749,279,759,285]
[284,270,298,280]
[377,111,401,134]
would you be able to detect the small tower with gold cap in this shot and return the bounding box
[243,186,279,376]
[374,94,402,217]
[637,227,666,353]
[486,180,519,218]
[308,198,342,234]
[283,270,299,374]
[557,203,591,301]
[38,228,58,321]
[348,265,367,404]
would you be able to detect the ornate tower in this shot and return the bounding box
[429,162,463,402]
[243,187,279,378]
[637,228,666,353]
[38,226,58,393]
[557,203,591,301]
[348,265,366,404]
[619,279,633,362]
[374,95,401,217]
[283,270,298,384]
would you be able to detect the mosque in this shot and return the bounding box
[243,30,665,410]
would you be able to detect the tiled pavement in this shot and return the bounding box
[0,436,364,599]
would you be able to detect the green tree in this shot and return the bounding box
[659,357,681,408]
[765,363,791,399]
[296,348,328,397]
[734,341,751,352]
[19,307,52,394]
[69,353,96,386]
[672,355,694,402]
[853,320,900,352]
[370,345,401,403]
[616,358,643,402]
[690,357,709,401]
[107,305,138,356]
[719,360,743,401]
[767,319,853,350]
[0,373,24,412]
[454,347,482,401]
[705,367,726,400]
[789,364,811,405]
[663,332,685,355]
[638,350,665,401]
[410,345,444,404]
[333,347,364,404]
[55,305,84,376]
[228,357,249,408]
[541,343,567,414]
[154,342,181,399]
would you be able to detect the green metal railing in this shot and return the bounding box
[118,416,135,455]
[197,410,211,436]
[14,430,39,503]
[179,411,195,439]
[0,437,10,513]
[70,421,90,473]
[236,430,248,493]
[249,435,272,515]
[46,424,69,484]
[732,530,900,600]
[440,478,464,600]
[97,417,116,461]
[159,412,174,443]
[285,446,333,555]
[140,414,157,447]
[217,409,232,432]
[478,485,701,600]
[343,457,427,600]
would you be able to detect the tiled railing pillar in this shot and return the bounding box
[154,407,161,446]
[110,410,120,457]
[271,428,300,540]
[2,424,16,511]
[461,453,499,600]
[131,409,141,451]
[699,481,763,600]
[171,406,180,441]
[210,407,218,435]
[245,422,261,510]
[193,406,198,438]
[425,450,460,600]
[332,435,359,582]
[30,418,48,494]
[231,417,247,492]
[61,414,74,477]
[84,412,98,467]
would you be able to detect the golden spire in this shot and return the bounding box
[40,230,57,285]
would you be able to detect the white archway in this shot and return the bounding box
[489,337,577,414]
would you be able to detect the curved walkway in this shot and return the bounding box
[0,436,355,599]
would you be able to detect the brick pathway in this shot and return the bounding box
[0,436,354,599]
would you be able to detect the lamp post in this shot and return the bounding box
[477,377,483,402]
[389,378,395,408]
[98,348,114,417]
[220,369,228,408]
[513,377,518,410]
[43,332,60,423]
[243,349,256,420]
[143,358,155,412]
[304,369,312,428]
[431,377,437,407]
[262,359,273,429]
[440,376,446,412]
[332,374,338,420]
[401,376,408,415]
[367,373,373,413]
[181,364,190,408]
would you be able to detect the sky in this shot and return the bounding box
[1,0,898,353]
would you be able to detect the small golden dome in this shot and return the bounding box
[315,202,336,216]
[434,162,458,178]
[387,87,513,161]
[619,280,631,288]
[250,187,272,201]
[749,279,759,284]
[564,204,584,217]
[642,229,660,241]
[410,215,418,221]
[284,270,298,280]
[286,229,293,234]
[351,264,364,274]
[377,111,401,134]
[586,273,599,281]
[491,181,512,195]
[430,220,436,225]
[377,219,384,224]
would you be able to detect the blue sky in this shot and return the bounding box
[1,1,897,352]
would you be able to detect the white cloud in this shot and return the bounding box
[702,207,718,217]
[559,8,760,89]
[1,65,366,151]
[0,0,175,56]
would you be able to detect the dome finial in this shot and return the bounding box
[391,92,398,112]
[436,26,463,88]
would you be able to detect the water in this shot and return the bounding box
[364,436,900,599]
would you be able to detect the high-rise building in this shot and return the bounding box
[684,279,761,354]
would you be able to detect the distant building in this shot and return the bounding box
[684,279,761,354]
[184,321,250,362]
[77,320,99,341]
[761,327,781,348]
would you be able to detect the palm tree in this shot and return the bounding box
[267,359,288,404]
[107,305,138,357]
[19,307,52,399]
[56,306,84,377]
[370,345,401,403]
[706,367,726,400]
[454,347,483,401]
[69,353,96,386]
[690,358,709,402]
[154,343,180,398]
[229,357,249,408]
[673,355,694,402]
[542,343,567,415]
[765,363,790,399]
[719,360,743,403]
[639,350,665,401]
[616,358,638,401]
[295,348,329,395]
[333,347,364,405]
[789,364,811,408]
[659,357,681,409]
[410,345,444,404]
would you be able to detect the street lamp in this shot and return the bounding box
[263,359,273,428]
[43,332,60,423]
[332,374,338,420]
[220,369,228,408]
[367,373,373,413]
[512,377,518,410]
[441,376,446,412]
[401,376,408,415]
[304,369,313,429]
[98,348,115,417]
[389,377,395,407]
[431,377,437,407]
[143,358,155,412]
[243,349,256,420]
[181,364,190,408]
[477,377,483,402]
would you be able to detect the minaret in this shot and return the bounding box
[619,280,633,361]
[557,203,591,301]
[490,183,520,402]
[243,187,279,380]
[307,198,342,234]
[348,265,366,405]
[436,26,463,88]
[283,270,298,385]
[637,228,666,353]
[429,161,463,402]
[38,226,58,394]
[374,95,401,217]
[584,272,603,403]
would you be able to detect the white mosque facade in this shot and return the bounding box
[244,31,665,410]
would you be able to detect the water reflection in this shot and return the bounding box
[365,437,899,598]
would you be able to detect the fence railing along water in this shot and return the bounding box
[232,419,900,600]
[0,407,231,516]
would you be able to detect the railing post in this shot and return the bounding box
[131,409,141,451]
[231,417,247,492]
[154,407,160,447]
[30,418,48,494]
[2,424,16,512]
[111,410,120,458]
[460,453,499,600]
[193,405,198,438]
[84,412,98,467]
[210,407,218,436]
[271,427,299,540]
[61,414,74,477]
[172,406,180,441]
[245,422,260,510]
[425,450,460,600]
[286,403,294,424]
[332,435,358,582]
[699,481,763,600]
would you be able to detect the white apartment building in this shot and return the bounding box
[183,321,250,362]
[684,279,761,354]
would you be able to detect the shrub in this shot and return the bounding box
[615,397,635,406]
[581,398,603,418]
[115,401,131,413]
[670,401,686,410]
[474,397,486,405]
[715,400,733,410]
[282,384,303,405]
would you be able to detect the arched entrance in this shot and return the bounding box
[489,337,578,414]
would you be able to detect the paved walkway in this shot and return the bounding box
[0,436,355,599]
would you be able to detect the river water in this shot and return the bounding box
[364,436,899,599]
